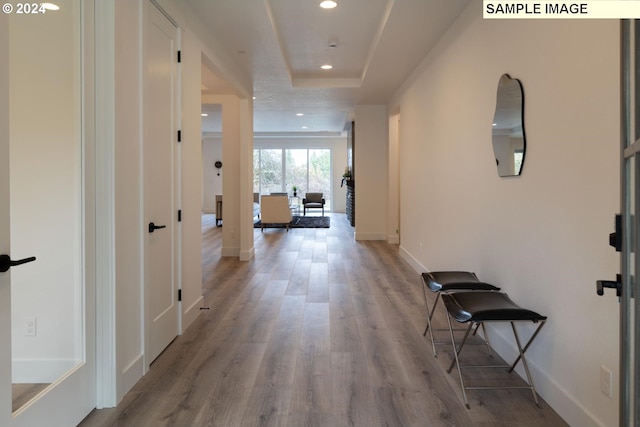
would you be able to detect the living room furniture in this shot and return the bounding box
[442,291,547,408]
[302,192,325,216]
[259,195,292,231]
[289,196,300,215]
[421,271,500,357]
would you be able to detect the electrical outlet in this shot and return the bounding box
[25,316,36,337]
[600,366,613,398]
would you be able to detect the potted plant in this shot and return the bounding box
[292,185,298,197]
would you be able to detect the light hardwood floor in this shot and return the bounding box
[78,213,568,427]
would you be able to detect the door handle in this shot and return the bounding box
[148,222,167,233]
[596,274,622,297]
[0,254,37,273]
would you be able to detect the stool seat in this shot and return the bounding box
[443,292,547,323]
[422,271,499,292]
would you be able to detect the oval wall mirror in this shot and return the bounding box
[492,74,526,177]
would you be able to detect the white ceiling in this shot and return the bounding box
[190,0,472,136]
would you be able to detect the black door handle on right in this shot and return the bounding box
[148,222,167,233]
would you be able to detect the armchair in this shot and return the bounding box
[259,195,292,231]
[303,192,325,216]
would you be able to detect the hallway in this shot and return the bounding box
[79,213,567,426]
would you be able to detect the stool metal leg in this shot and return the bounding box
[508,319,547,374]
[445,313,473,408]
[422,292,441,336]
[446,321,474,374]
[508,320,547,408]
[422,288,440,357]
[479,322,493,357]
[422,285,489,358]
[445,318,547,409]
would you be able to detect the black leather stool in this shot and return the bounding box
[421,271,500,357]
[441,291,547,408]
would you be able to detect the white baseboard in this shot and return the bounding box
[387,234,399,244]
[120,354,144,399]
[182,295,204,332]
[13,358,80,383]
[398,245,427,273]
[240,246,255,261]
[354,232,386,241]
[202,208,215,214]
[221,246,240,257]
[486,325,606,427]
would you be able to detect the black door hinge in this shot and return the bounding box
[177,50,181,63]
[609,214,622,252]
[178,209,182,222]
[178,289,182,301]
[177,130,182,142]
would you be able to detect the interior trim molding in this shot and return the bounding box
[94,0,117,409]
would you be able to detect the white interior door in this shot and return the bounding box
[0,1,95,425]
[143,0,180,364]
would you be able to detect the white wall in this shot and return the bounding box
[388,114,400,244]
[202,136,222,213]
[253,136,348,213]
[354,105,388,240]
[201,94,243,257]
[391,5,619,427]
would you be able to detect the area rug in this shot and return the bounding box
[254,215,330,229]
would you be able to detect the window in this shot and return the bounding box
[254,148,332,210]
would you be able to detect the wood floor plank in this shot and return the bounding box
[329,283,362,354]
[330,352,379,427]
[79,213,569,427]
[240,385,292,427]
[251,295,306,387]
[285,258,310,296]
[307,263,329,303]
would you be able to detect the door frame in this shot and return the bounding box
[94,0,117,408]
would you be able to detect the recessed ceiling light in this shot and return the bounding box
[302,126,308,129]
[41,3,60,10]
[321,65,333,70]
[320,1,337,9]
[296,113,304,116]
[201,113,209,117]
